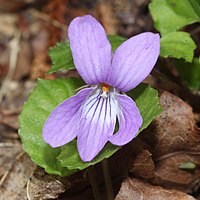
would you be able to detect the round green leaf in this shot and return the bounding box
[149,0,200,36]
[18,78,84,176]
[58,83,162,170]
[160,32,196,62]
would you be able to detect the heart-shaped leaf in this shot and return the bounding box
[18,78,84,176]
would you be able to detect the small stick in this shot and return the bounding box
[0,170,9,187]
[26,178,31,200]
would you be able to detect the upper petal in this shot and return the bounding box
[107,32,160,92]
[108,94,142,145]
[77,88,120,162]
[68,15,112,85]
[42,87,93,148]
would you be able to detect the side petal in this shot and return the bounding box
[43,87,93,148]
[107,32,160,92]
[77,89,120,162]
[108,94,142,145]
[68,15,112,85]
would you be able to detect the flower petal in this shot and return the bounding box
[77,89,120,162]
[108,94,142,145]
[107,32,160,92]
[68,15,112,85]
[43,87,93,148]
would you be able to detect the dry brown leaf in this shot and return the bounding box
[141,92,200,191]
[147,91,200,157]
[0,152,36,200]
[129,149,155,180]
[155,154,200,191]
[27,168,87,200]
[115,177,196,200]
[27,168,67,200]
[0,141,21,178]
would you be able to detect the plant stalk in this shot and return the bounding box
[87,167,101,200]
[102,159,114,200]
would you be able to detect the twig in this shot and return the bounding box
[0,170,9,187]
[155,151,200,162]
[0,143,14,147]
[26,178,31,200]
[16,151,25,160]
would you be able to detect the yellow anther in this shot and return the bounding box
[102,83,110,93]
[101,83,110,99]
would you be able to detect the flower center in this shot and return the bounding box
[100,83,110,99]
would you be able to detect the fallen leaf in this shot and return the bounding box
[115,177,196,200]
[27,168,67,200]
[129,149,155,180]
[0,152,36,200]
[27,168,87,200]
[141,92,200,191]
[155,154,200,191]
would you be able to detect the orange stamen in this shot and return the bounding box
[102,83,110,92]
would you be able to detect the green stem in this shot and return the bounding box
[87,167,101,200]
[102,159,114,200]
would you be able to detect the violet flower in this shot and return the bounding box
[43,15,160,162]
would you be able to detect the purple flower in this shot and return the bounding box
[42,15,160,162]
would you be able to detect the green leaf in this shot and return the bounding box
[58,141,119,170]
[149,0,200,36]
[48,42,75,74]
[18,78,84,176]
[179,161,196,170]
[48,35,126,74]
[160,32,196,62]
[175,57,200,90]
[128,84,162,135]
[108,35,126,51]
[58,83,162,170]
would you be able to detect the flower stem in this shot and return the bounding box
[87,167,101,200]
[102,159,114,200]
